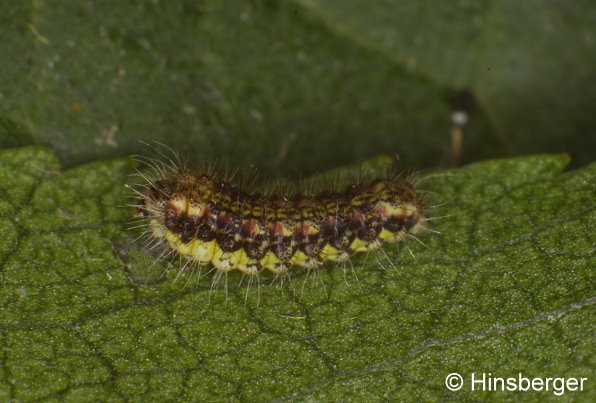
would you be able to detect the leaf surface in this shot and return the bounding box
[0,147,593,401]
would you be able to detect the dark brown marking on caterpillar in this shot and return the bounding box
[135,168,426,277]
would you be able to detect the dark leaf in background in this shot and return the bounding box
[1,0,594,174]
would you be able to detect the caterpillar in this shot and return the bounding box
[128,154,427,279]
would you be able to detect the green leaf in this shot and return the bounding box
[297,0,596,165]
[1,0,594,171]
[1,147,593,401]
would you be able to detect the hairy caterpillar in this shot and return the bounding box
[128,153,428,280]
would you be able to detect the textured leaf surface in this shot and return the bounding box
[0,147,594,401]
[1,0,595,172]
